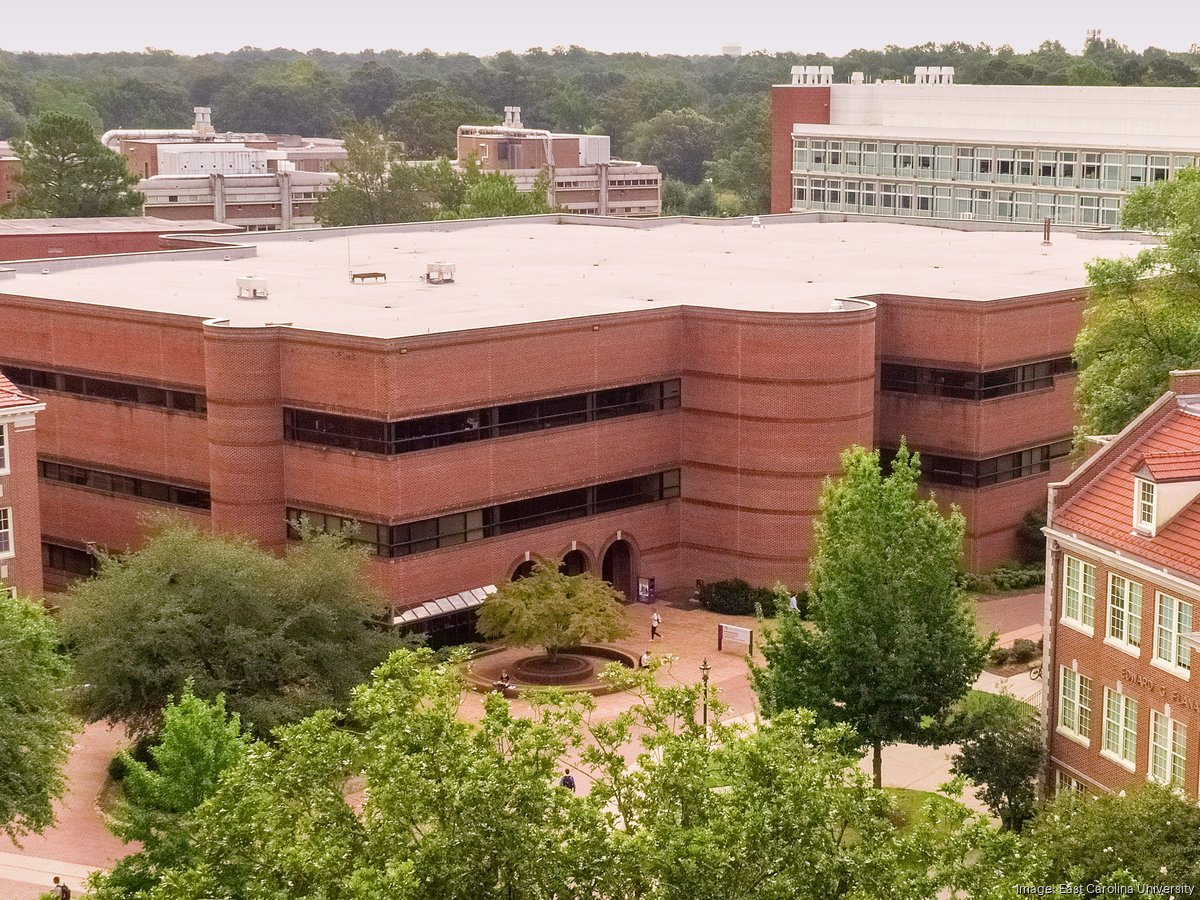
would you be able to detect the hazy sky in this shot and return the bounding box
[3,0,1187,56]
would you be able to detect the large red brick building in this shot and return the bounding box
[1043,370,1200,796]
[0,372,45,597]
[0,216,1145,631]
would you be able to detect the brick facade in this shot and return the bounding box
[770,86,830,214]
[1044,372,1200,796]
[0,375,44,597]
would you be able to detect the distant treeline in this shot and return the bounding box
[2,40,1196,214]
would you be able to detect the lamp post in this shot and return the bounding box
[700,657,712,730]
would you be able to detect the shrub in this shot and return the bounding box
[107,753,127,782]
[990,566,1045,591]
[960,572,996,593]
[961,565,1044,594]
[1016,508,1048,565]
[698,579,776,617]
[1010,638,1040,664]
[989,646,1012,666]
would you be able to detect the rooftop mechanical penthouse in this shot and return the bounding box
[0,217,1146,625]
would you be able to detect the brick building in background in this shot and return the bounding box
[0,372,45,597]
[1043,370,1200,797]
[0,217,1145,632]
[0,217,241,262]
[455,107,661,217]
[771,67,1200,223]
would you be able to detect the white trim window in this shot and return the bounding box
[1062,555,1096,631]
[1055,769,1087,795]
[1102,689,1139,770]
[1107,574,1143,651]
[1154,592,1193,676]
[1149,710,1187,788]
[1057,667,1092,744]
[0,422,8,475]
[1134,477,1156,531]
[0,507,11,558]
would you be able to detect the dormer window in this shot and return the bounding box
[1135,477,1157,532]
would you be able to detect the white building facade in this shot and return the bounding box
[778,75,1200,226]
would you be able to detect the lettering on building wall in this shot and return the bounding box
[1119,667,1200,712]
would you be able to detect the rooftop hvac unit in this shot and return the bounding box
[236,276,269,299]
[425,262,456,284]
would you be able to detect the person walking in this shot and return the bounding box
[650,609,662,641]
[559,768,576,792]
[51,876,71,899]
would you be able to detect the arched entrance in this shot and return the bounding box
[560,549,588,576]
[601,539,635,600]
[512,560,536,580]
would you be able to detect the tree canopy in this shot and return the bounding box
[476,558,629,659]
[3,112,143,218]
[752,444,990,787]
[61,517,402,738]
[1076,167,1200,437]
[7,41,1200,213]
[92,684,248,899]
[948,691,1041,831]
[86,648,1038,899]
[0,592,75,841]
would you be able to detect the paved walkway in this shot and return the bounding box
[0,722,134,899]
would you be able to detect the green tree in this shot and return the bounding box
[316,122,429,226]
[476,558,629,661]
[345,61,401,120]
[91,684,248,899]
[1026,785,1200,887]
[948,692,1041,831]
[0,592,75,841]
[133,649,616,900]
[386,88,495,159]
[61,517,401,738]
[4,112,142,218]
[211,59,347,136]
[629,108,716,184]
[1076,167,1200,437]
[449,170,552,219]
[753,444,990,788]
[102,649,1028,899]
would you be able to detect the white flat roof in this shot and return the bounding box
[2,219,1148,340]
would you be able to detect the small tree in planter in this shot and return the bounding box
[477,559,630,661]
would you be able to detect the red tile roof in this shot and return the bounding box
[1056,403,1200,577]
[0,372,39,411]
[1141,450,1200,483]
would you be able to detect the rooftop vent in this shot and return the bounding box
[914,66,955,85]
[236,276,269,299]
[829,299,846,312]
[790,65,833,86]
[193,106,214,134]
[503,106,523,127]
[751,215,763,228]
[425,262,456,284]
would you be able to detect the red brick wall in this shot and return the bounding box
[1046,548,1200,796]
[770,86,830,214]
[0,157,20,204]
[0,406,43,596]
[679,305,876,591]
[0,232,164,262]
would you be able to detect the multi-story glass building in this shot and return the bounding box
[771,69,1200,226]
